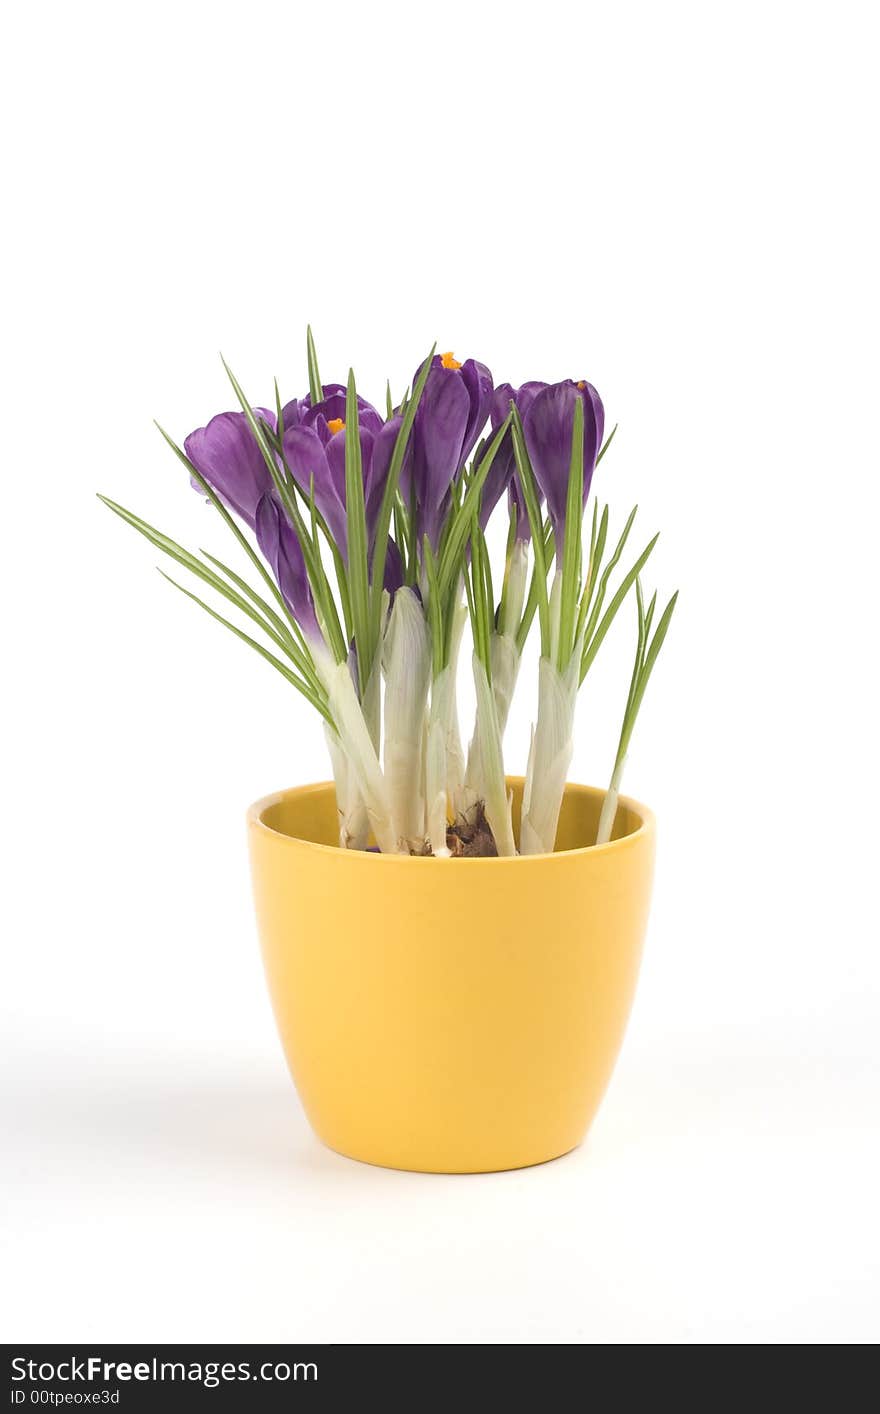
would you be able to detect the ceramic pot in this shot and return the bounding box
[248,778,655,1173]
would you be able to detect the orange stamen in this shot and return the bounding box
[441,351,462,370]
[327,417,345,434]
[576,380,586,389]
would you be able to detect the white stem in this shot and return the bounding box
[471,655,516,855]
[443,604,468,818]
[315,649,397,854]
[548,568,563,667]
[383,588,430,850]
[424,600,468,857]
[462,632,520,811]
[499,540,530,640]
[519,652,580,856]
[324,723,369,850]
[361,653,382,755]
[596,753,627,846]
[425,664,455,857]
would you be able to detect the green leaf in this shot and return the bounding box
[422,536,445,678]
[344,369,371,693]
[580,531,659,683]
[306,325,322,404]
[369,344,436,634]
[221,357,347,663]
[199,549,320,688]
[467,519,493,677]
[98,494,303,666]
[558,395,585,669]
[438,414,511,601]
[497,501,518,631]
[608,582,677,789]
[627,590,678,732]
[515,520,554,654]
[643,589,657,643]
[154,421,296,629]
[589,505,610,599]
[580,503,638,645]
[158,571,333,725]
[510,409,551,656]
[595,422,618,467]
[625,577,649,724]
[302,475,348,659]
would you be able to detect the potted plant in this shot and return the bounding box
[101,332,676,1173]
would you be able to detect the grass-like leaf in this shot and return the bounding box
[514,520,554,654]
[595,422,618,467]
[558,395,585,669]
[344,369,371,692]
[369,345,435,637]
[98,495,304,666]
[221,357,347,664]
[422,536,445,678]
[467,519,494,678]
[154,422,296,629]
[200,549,322,696]
[580,503,637,643]
[438,414,511,601]
[306,325,322,404]
[627,590,678,731]
[158,571,333,724]
[510,409,551,656]
[580,531,659,683]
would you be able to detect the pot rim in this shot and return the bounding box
[247,777,655,864]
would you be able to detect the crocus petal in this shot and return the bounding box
[280,399,305,431]
[412,367,471,547]
[302,382,346,408]
[185,408,276,529]
[482,382,548,537]
[522,381,603,543]
[324,426,375,502]
[490,381,517,432]
[282,424,347,553]
[508,475,529,542]
[365,415,408,543]
[255,492,320,642]
[459,358,493,464]
[523,382,574,536]
[516,381,550,419]
[476,429,515,532]
[303,391,384,438]
[383,537,404,595]
[576,379,605,463]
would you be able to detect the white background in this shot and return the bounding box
[2,0,878,1345]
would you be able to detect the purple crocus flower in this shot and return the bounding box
[185,408,277,528]
[186,387,402,637]
[280,384,400,559]
[301,386,384,441]
[281,415,404,561]
[410,352,493,548]
[366,415,409,538]
[478,381,548,537]
[522,380,604,550]
[280,385,384,443]
[255,492,320,642]
[282,423,356,554]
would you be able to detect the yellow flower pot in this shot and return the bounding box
[248,778,655,1173]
